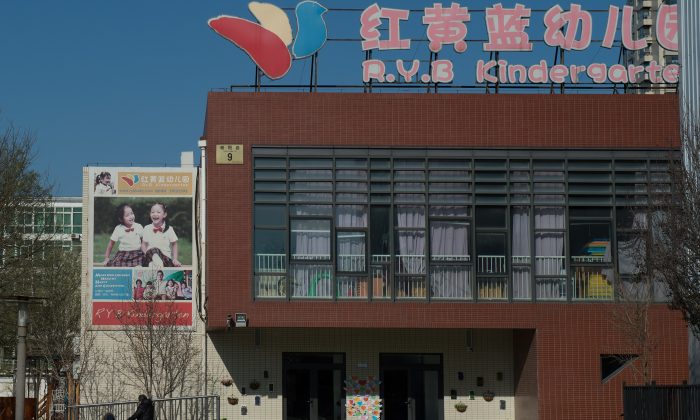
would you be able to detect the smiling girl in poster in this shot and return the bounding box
[103,204,144,267]
[141,202,181,268]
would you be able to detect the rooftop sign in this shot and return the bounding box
[209,2,679,86]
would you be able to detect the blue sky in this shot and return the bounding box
[0,0,626,196]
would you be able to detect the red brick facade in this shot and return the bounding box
[203,92,686,419]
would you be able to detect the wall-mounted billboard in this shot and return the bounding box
[88,168,196,328]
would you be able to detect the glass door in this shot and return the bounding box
[380,354,443,420]
[284,353,345,420]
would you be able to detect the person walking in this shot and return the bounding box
[103,414,116,420]
[127,394,154,420]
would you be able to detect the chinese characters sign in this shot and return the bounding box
[361,2,679,85]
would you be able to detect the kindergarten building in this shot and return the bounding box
[201,92,688,420]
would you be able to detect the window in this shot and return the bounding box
[254,204,287,298]
[395,206,427,298]
[251,150,673,302]
[570,208,613,301]
[370,206,391,299]
[512,207,531,300]
[600,354,637,383]
[430,206,472,300]
[476,207,507,300]
[336,205,368,298]
[535,207,566,300]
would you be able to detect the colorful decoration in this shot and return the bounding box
[208,1,328,79]
[344,376,382,419]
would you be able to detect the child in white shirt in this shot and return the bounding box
[94,171,115,195]
[141,202,181,268]
[104,204,144,267]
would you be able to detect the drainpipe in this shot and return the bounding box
[198,138,208,396]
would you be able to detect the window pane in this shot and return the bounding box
[337,277,369,299]
[394,171,425,181]
[336,193,368,203]
[395,231,426,274]
[291,220,330,260]
[534,207,565,229]
[290,169,332,180]
[476,207,506,229]
[291,204,332,217]
[289,158,331,168]
[395,182,425,192]
[290,264,332,298]
[395,206,425,228]
[337,182,368,192]
[619,277,652,302]
[429,194,471,204]
[534,171,564,181]
[290,181,332,191]
[510,171,530,181]
[476,233,506,274]
[255,170,286,180]
[336,158,367,168]
[535,233,565,275]
[431,266,472,299]
[256,275,286,298]
[370,206,391,257]
[396,277,427,298]
[254,230,286,271]
[617,233,643,275]
[337,170,367,180]
[477,278,508,300]
[290,192,331,202]
[570,222,611,263]
[336,205,368,228]
[337,232,366,272]
[513,267,531,300]
[572,267,614,300]
[536,278,567,300]
[430,170,471,181]
[534,183,565,193]
[431,222,470,261]
[429,206,470,218]
[512,207,530,263]
[255,205,286,227]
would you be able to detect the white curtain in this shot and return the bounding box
[292,220,330,259]
[535,207,565,229]
[336,205,367,228]
[535,207,565,299]
[430,222,469,260]
[512,207,530,258]
[396,206,425,274]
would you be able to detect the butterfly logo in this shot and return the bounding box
[209,1,328,80]
[121,174,140,187]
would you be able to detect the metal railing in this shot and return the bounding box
[255,253,285,272]
[337,254,366,272]
[477,255,506,274]
[477,278,508,300]
[623,385,700,420]
[535,256,566,275]
[67,395,219,420]
[430,266,472,299]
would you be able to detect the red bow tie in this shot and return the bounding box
[124,227,134,233]
[153,226,164,233]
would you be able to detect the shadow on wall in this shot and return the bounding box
[208,327,536,420]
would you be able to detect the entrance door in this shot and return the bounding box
[380,354,443,420]
[284,353,345,420]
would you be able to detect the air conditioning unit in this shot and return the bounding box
[70,234,82,240]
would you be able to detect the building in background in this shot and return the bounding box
[679,0,700,385]
[625,0,678,93]
[202,93,687,420]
